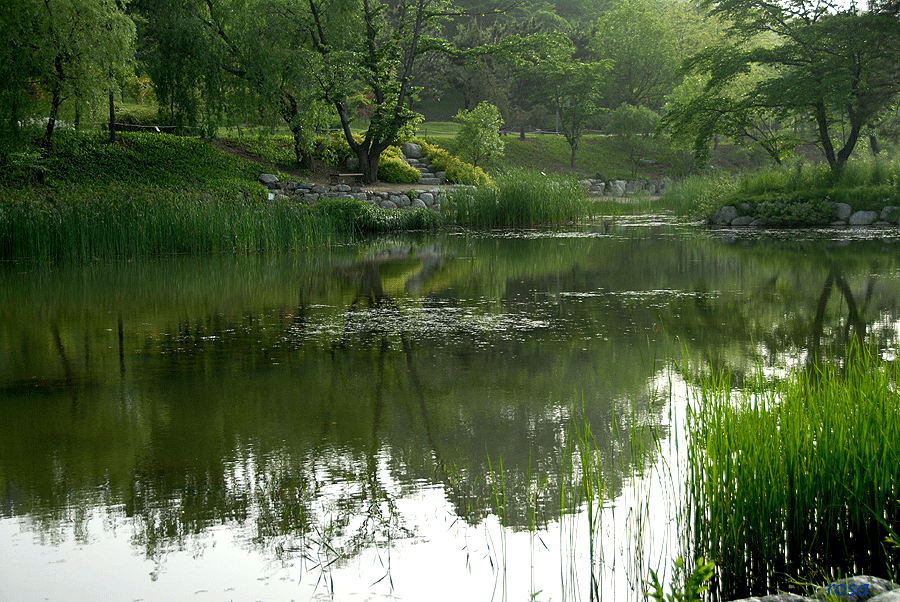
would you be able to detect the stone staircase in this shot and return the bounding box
[401,143,444,185]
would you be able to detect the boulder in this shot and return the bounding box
[849,210,878,225]
[880,205,899,221]
[712,205,739,226]
[401,142,424,159]
[731,215,756,226]
[833,202,853,220]
[814,576,900,602]
[258,173,280,188]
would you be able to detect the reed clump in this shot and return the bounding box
[686,349,900,599]
[443,169,591,227]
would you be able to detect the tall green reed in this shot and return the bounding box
[443,169,591,228]
[686,346,900,599]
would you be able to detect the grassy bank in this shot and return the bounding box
[1,130,606,260]
[686,347,900,599]
[666,158,900,224]
[0,131,443,261]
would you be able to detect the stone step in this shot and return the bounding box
[420,177,442,185]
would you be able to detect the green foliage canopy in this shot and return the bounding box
[661,0,900,177]
[452,101,505,166]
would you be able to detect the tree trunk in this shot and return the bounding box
[519,123,526,140]
[44,85,63,154]
[569,142,577,168]
[291,126,312,170]
[869,134,881,155]
[360,149,380,185]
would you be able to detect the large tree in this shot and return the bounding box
[6,0,136,152]
[662,0,900,177]
[593,0,680,111]
[305,0,453,184]
[531,39,610,167]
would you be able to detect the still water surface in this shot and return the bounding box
[2,219,899,602]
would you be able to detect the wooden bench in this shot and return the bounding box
[330,173,364,185]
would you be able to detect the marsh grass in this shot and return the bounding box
[0,187,442,261]
[443,169,592,227]
[0,132,442,260]
[0,183,341,260]
[667,156,900,219]
[686,347,900,599]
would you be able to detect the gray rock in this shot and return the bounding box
[729,594,814,602]
[258,173,280,188]
[731,215,756,226]
[401,142,423,159]
[379,200,398,209]
[411,199,427,209]
[419,192,435,206]
[333,184,352,193]
[833,202,853,220]
[814,576,899,602]
[849,210,878,225]
[625,180,644,195]
[610,180,627,197]
[880,205,899,221]
[311,184,329,194]
[870,591,900,602]
[712,205,739,226]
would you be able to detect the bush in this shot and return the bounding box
[416,139,494,187]
[114,104,163,129]
[378,154,421,183]
[452,101,504,167]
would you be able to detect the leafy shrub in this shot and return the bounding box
[315,132,357,166]
[749,197,832,226]
[114,105,163,129]
[415,139,494,187]
[452,101,504,167]
[378,154,421,183]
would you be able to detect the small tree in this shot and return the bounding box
[607,103,660,177]
[453,101,504,167]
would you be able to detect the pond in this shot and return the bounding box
[1,219,899,602]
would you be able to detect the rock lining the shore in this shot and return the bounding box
[257,173,448,212]
[727,575,900,602]
[711,202,900,227]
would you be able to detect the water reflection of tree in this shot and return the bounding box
[332,250,667,534]
[663,243,900,384]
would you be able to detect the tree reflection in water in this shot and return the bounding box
[0,230,898,601]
